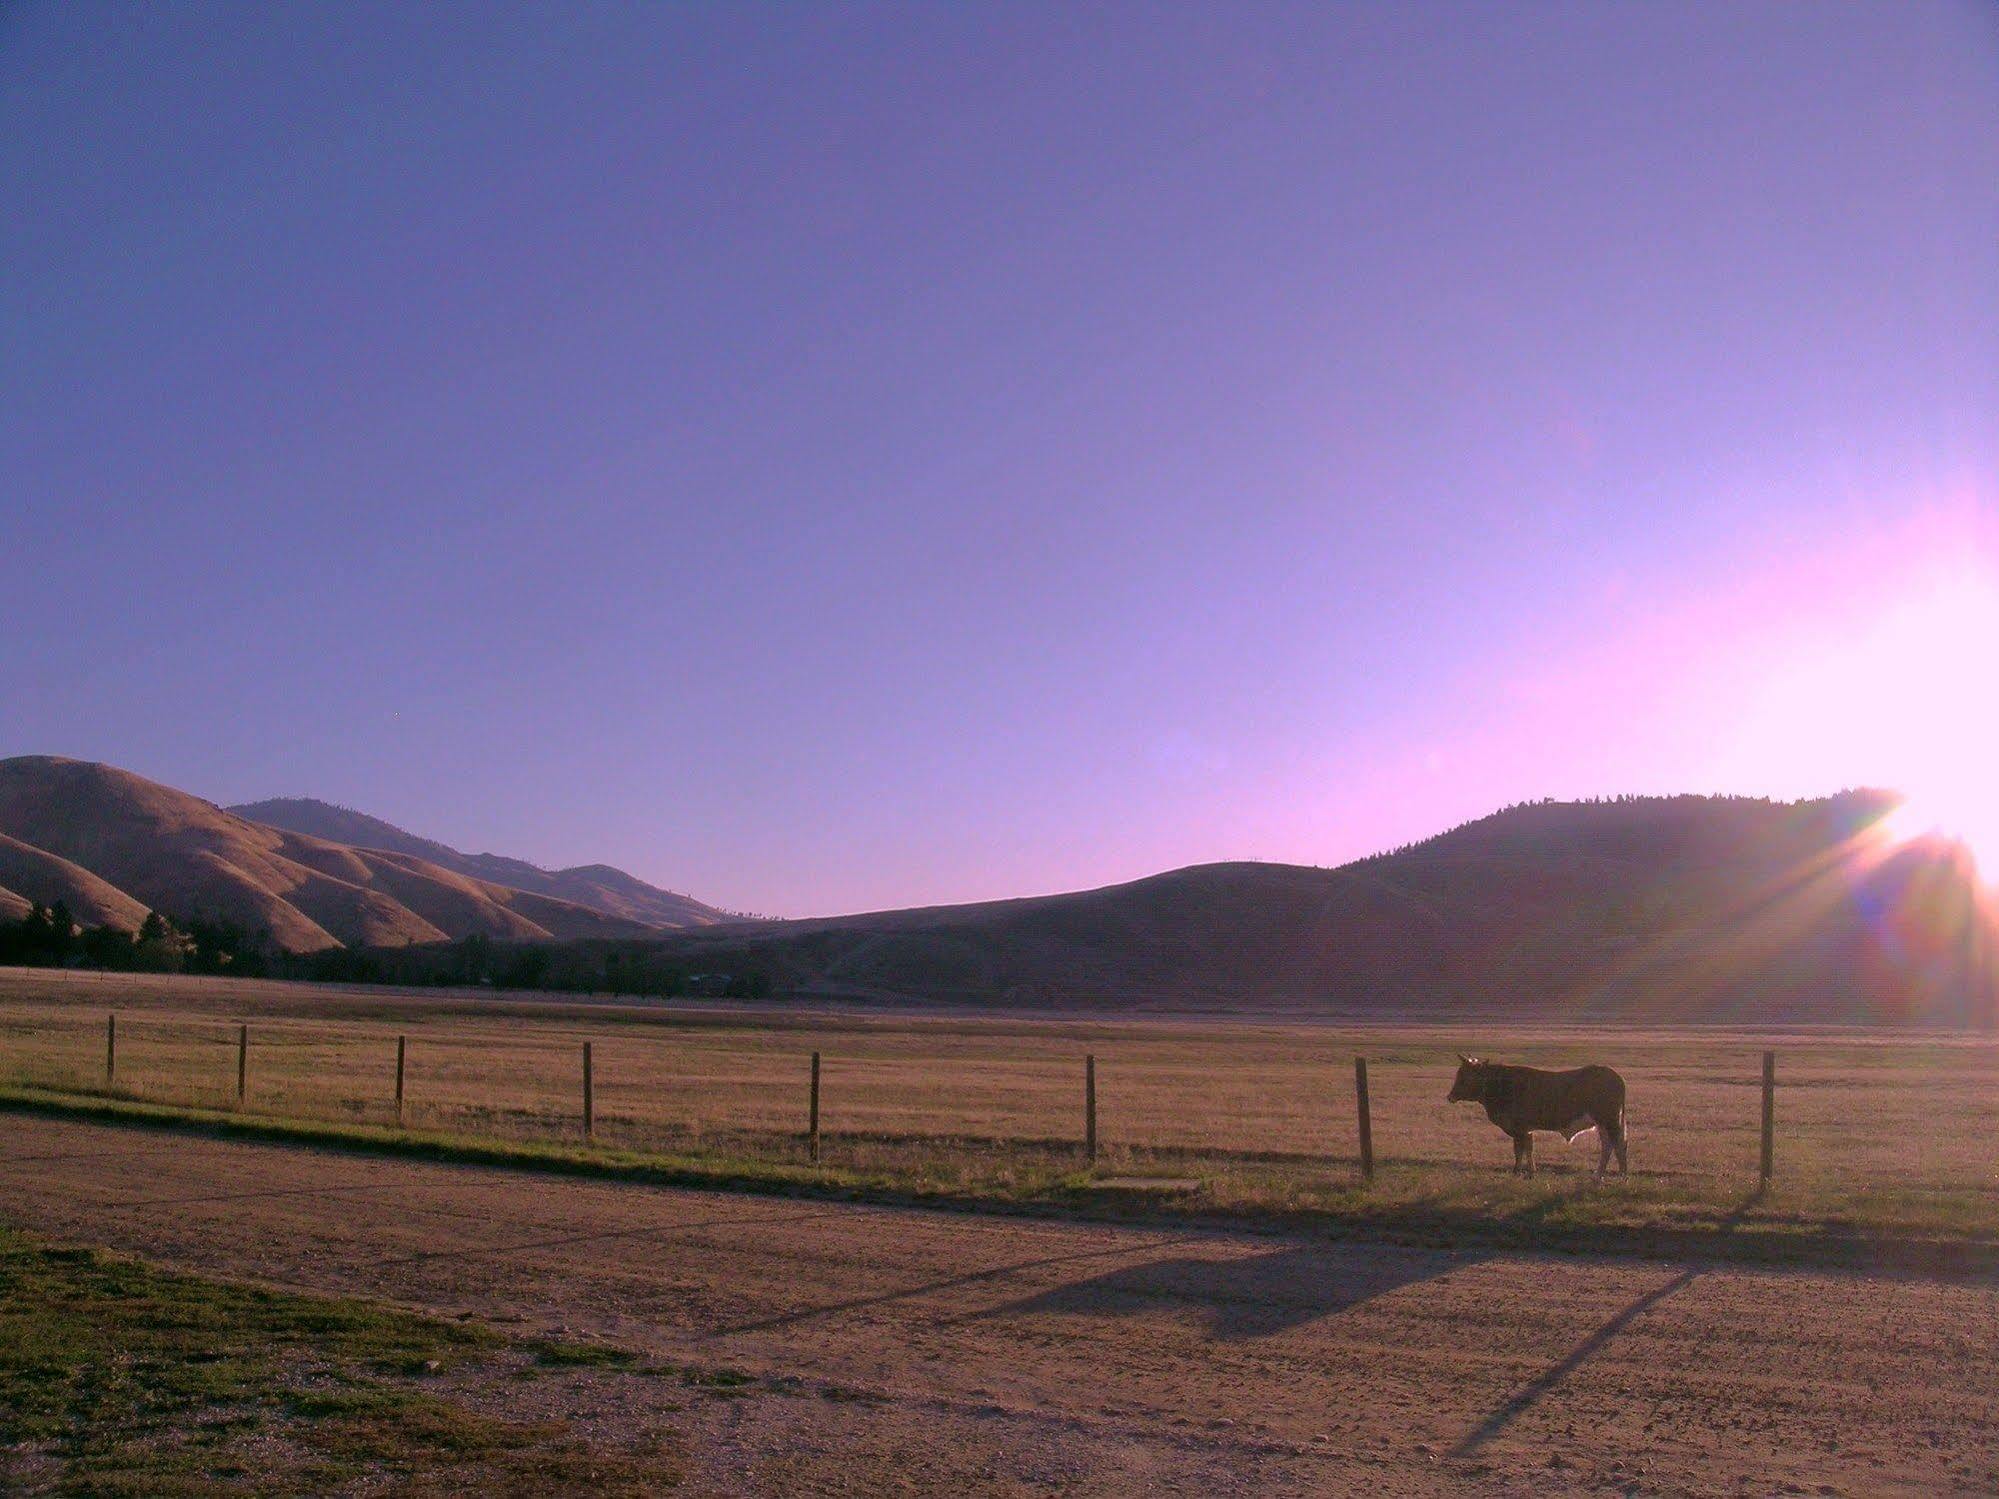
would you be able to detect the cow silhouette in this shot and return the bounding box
[1447,1055,1627,1177]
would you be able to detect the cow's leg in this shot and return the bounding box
[1510,1133,1524,1174]
[1596,1125,1613,1177]
[1515,1132,1534,1177]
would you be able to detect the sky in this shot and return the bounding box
[4,2,1996,917]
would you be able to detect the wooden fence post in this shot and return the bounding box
[395,1035,407,1125]
[1759,1049,1775,1186]
[105,1012,116,1086]
[1354,1056,1375,1184]
[583,1041,595,1140]
[236,1024,248,1106]
[1085,1053,1098,1165]
[808,1051,821,1163]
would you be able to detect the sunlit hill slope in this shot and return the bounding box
[227,797,727,930]
[0,757,663,951]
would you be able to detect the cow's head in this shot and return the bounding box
[1447,1054,1485,1103]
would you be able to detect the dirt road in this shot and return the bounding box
[4,1115,1995,1495]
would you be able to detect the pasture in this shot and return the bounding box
[3,969,1996,1247]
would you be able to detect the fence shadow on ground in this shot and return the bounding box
[714,1234,1212,1337]
[1449,1188,1764,1458]
[978,1240,1477,1341]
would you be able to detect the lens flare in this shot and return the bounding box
[1732,563,1999,874]
[1881,793,1999,877]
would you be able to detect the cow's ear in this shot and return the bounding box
[1457,1053,1471,1065]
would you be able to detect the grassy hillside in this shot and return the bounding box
[0,832,151,931]
[230,796,728,928]
[0,758,659,951]
[623,792,1996,1023]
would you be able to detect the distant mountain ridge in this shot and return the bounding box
[227,797,726,930]
[0,757,674,951]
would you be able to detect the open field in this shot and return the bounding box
[4,969,1998,1245]
[5,1114,1998,1495]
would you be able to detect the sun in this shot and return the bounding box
[1881,790,1999,876]
[1724,561,1999,873]
[1856,572,1999,872]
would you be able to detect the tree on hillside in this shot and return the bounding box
[455,932,493,985]
[133,911,188,972]
[0,905,50,965]
[497,946,550,991]
[184,917,269,977]
[46,901,76,964]
[0,905,158,970]
[79,924,136,970]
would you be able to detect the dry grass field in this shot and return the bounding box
[4,968,1996,1246]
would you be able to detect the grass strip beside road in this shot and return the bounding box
[0,1225,683,1495]
[5,1084,1995,1274]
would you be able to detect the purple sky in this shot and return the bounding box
[5,3,1996,917]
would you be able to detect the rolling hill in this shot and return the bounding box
[6,756,1991,1024]
[227,797,726,929]
[0,757,664,951]
[625,792,1996,1024]
[0,831,153,931]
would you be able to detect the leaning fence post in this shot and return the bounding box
[395,1035,407,1125]
[1085,1053,1098,1165]
[1354,1056,1375,1183]
[1759,1049,1775,1186]
[808,1051,822,1163]
[583,1041,595,1140]
[236,1024,248,1106]
[105,1012,116,1086]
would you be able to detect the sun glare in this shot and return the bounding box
[1856,571,1999,872]
[1882,792,1999,876]
[1727,562,1999,874]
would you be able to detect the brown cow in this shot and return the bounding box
[1447,1055,1628,1177]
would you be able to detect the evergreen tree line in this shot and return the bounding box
[2,904,775,999]
[291,934,773,999]
[0,903,270,976]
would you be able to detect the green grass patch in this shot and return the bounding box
[0,1227,677,1495]
[530,1340,641,1369]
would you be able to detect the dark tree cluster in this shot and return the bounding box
[0,904,270,976]
[285,936,775,1000]
[3,903,774,1000]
